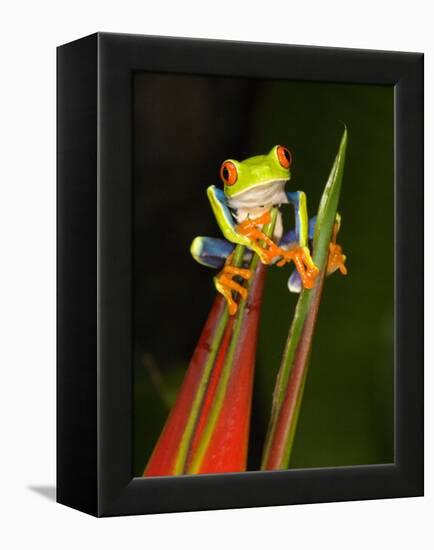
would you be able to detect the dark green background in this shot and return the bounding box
[133,73,394,475]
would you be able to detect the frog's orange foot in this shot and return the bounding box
[236,211,281,265]
[277,246,320,289]
[254,242,286,265]
[214,265,252,316]
[236,211,271,234]
[327,242,347,275]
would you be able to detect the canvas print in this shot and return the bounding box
[133,73,394,477]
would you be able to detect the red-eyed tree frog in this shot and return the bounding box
[191,145,347,315]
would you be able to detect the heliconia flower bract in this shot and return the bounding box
[144,213,278,476]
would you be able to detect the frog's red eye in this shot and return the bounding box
[277,146,292,169]
[220,161,238,186]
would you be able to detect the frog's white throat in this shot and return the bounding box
[227,179,288,212]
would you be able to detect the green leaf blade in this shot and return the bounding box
[261,128,348,470]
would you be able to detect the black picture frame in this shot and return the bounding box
[57,32,423,517]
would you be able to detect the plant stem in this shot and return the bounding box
[187,208,278,474]
[261,129,347,470]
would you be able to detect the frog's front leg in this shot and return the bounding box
[206,186,283,314]
[206,186,279,264]
[286,191,309,247]
[235,210,285,264]
[275,191,319,289]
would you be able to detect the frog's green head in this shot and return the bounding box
[220,145,292,207]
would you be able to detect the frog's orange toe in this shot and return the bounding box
[278,246,319,290]
[214,265,252,316]
[327,242,348,276]
[301,264,320,289]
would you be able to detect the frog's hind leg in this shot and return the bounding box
[191,236,236,269]
[327,213,347,276]
[279,217,316,293]
[190,236,253,315]
[191,236,253,269]
[281,214,347,293]
[279,216,316,249]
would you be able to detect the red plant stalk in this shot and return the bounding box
[143,294,227,476]
[187,262,267,474]
[144,211,277,476]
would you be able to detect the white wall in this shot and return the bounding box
[0,1,431,548]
